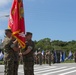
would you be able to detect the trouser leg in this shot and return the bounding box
[4,60,14,75]
[23,62,34,75]
[14,61,19,75]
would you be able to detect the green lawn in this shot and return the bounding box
[62,59,75,63]
[0,61,4,65]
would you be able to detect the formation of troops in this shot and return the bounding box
[34,50,54,66]
[34,50,76,65]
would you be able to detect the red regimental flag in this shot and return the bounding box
[8,0,25,48]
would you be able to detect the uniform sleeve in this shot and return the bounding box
[11,44,16,48]
[28,41,35,51]
[27,44,33,50]
[3,38,10,48]
[3,38,13,51]
[10,43,18,48]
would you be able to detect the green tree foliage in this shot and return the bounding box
[0,38,76,54]
[34,38,76,54]
[35,38,51,51]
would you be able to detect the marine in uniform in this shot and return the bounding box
[48,51,51,66]
[19,32,35,75]
[37,51,42,65]
[3,29,19,75]
[74,51,76,63]
[45,50,49,64]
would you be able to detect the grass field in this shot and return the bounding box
[62,59,75,63]
[0,61,4,64]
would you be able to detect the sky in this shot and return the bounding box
[0,0,76,41]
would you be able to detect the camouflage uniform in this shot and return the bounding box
[23,40,35,75]
[45,51,49,64]
[3,37,19,75]
[74,52,76,63]
[37,51,42,65]
[48,51,51,66]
